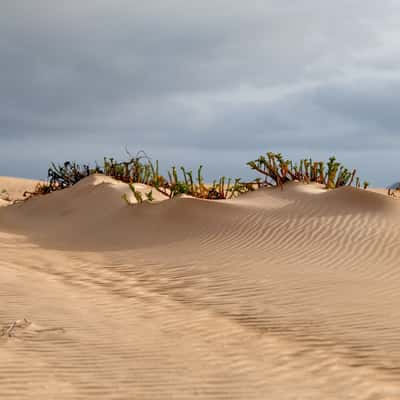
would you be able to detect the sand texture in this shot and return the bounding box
[1,175,400,399]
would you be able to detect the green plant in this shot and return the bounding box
[128,183,143,203]
[145,190,154,201]
[388,182,400,197]
[247,152,360,190]
[23,182,55,198]
[103,150,154,184]
[24,149,372,203]
[163,164,253,200]
[47,161,91,190]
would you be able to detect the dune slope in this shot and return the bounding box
[1,177,400,399]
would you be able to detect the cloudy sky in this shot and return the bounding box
[1,0,400,185]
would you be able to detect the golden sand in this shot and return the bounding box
[1,175,400,399]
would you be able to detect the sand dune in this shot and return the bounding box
[1,175,400,399]
[0,176,42,203]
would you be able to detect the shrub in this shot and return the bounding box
[161,165,252,199]
[247,152,360,189]
[23,149,372,202]
[48,161,91,189]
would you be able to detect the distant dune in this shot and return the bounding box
[1,175,400,399]
[0,176,42,204]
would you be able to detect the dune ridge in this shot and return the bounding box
[1,175,400,399]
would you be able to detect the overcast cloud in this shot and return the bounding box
[1,0,400,185]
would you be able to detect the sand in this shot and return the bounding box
[0,176,42,202]
[1,174,400,399]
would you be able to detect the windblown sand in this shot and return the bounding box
[1,174,400,399]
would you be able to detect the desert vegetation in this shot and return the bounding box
[388,182,400,197]
[247,152,368,190]
[22,150,373,202]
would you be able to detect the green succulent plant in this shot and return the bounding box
[24,149,372,202]
[247,152,361,190]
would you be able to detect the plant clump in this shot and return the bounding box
[247,152,366,190]
[23,149,372,202]
[48,161,92,189]
[387,182,400,197]
[160,165,252,200]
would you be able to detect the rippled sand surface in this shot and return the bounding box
[1,175,400,399]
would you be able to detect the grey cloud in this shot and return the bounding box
[312,79,400,134]
[1,0,400,185]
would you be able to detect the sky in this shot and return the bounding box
[1,0,400,185]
